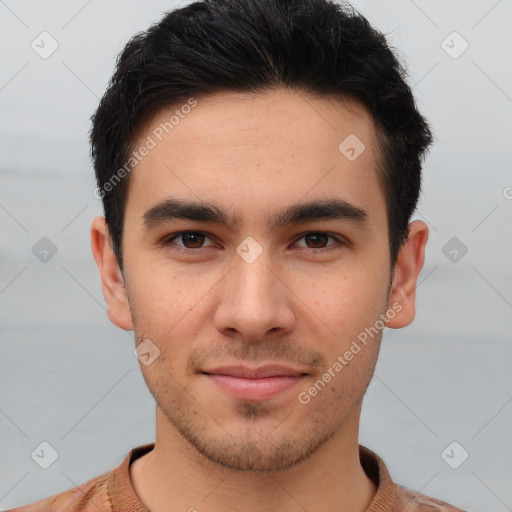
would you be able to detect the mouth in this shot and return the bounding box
[200,365,308,401]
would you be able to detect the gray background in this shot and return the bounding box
[1,1,511,510]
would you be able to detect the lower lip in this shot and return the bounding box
[203,373,305,401]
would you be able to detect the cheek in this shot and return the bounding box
[299,266,387,337]
[296,337,380,418]
[127,263,208,343]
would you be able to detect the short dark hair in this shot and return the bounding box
[90,0,433,273]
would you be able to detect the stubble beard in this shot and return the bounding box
[135,332,382,473]
[127,277,390,473]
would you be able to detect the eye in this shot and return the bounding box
[162,230,345,253]
[163,231,217,251]
[293,232,344,250]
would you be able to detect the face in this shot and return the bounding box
[93,88,420,472]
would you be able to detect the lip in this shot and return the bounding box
[201,365,307,401]
[202,364,307,379]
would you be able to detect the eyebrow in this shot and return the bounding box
[142,196,371,232]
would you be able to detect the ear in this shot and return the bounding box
[90,216,134,330]
[385,220,429,329]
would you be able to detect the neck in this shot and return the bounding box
[130,406,378,512]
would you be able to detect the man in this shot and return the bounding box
[8,0,467,510]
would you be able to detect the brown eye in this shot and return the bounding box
[164,231,216,250]
[180,232,205,248]
[295,232,342,250]
[304,233,330,248]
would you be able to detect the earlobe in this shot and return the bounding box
[385,220,429,329]
[90,216,134,331]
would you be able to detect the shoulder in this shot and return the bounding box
[395,484,469,512]
[5,471,112,512]
[358,444,468,512]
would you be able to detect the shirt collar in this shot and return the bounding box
[108,443,397,511]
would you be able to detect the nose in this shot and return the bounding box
[213,248,296,343]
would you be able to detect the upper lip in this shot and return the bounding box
[201,365,307,379]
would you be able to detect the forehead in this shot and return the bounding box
[125,88,386,230]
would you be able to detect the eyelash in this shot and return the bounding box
[162,231,346,254]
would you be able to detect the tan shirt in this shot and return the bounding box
[7,443,467,511]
